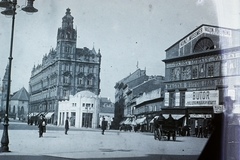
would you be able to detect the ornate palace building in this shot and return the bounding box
[162,24,240,134]
[29,8,101,124]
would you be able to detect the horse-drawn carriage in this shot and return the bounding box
[154,114,178,141]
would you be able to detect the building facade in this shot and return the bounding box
[29,8,101,124]
[114,69,148,128]
[114,68,165,129]
[58,90,99,128]
[162,24,240,134]
[132,88,164,132]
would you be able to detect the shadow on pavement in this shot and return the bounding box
[0,154,199,160]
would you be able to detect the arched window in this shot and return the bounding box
[193,37,214,53]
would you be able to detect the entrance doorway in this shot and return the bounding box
[82,113,92,128]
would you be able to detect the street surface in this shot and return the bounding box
[0,120,208,160]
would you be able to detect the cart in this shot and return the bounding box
[160,114,178,141]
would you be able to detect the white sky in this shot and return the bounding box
[0,0,239,101]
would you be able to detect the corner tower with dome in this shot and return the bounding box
[28,8,101,124]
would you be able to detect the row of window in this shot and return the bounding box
[62,64,96,73]
[170,59,239,81]
[63,76,94,85]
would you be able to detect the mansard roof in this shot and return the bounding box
[11,87,29,101]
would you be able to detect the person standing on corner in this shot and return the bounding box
[38,115,44,138]
[101,117,107,135]
[65,117,69,135]
[198,125,203,138]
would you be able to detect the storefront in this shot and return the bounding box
[162,24,240,136]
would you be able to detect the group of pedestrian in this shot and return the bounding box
[195,125,203,138]
[38,116,108,137]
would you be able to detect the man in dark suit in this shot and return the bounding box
[65,117,69,135]
[38,115,44,138]
[101,117,107,135]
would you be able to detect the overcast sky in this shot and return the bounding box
[0,0,239,101]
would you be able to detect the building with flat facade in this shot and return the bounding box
[29,8,101,124]
[58,90,99,128]
[162,24,240,134]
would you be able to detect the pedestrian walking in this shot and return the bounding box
[65,117,69,135]
[195,125,198,137]
[42,115,46,133]
[38,115,44,138]
[198,125,203,138]
[101,117,107,135]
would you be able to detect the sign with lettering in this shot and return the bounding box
[179,26,232,48]
[213,105,224,114]
[185,90,219,106]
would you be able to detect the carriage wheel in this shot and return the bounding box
[158,128,162,141]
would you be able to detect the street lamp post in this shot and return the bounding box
[0,0,38,152]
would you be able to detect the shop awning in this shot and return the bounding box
[45,112,54,119]
[150,116,159,123]
[162,114,185,120]
[135,117,146,124]
[37,112,47,117]
[120,118,132,125]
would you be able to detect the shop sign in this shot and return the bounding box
[179,26,232,48]
[185,90,219,106]
[213,105,224,114]
[189,114,212,118]
[233,104,240,114]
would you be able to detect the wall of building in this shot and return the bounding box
[163,24,240,135]
[58,90,100,128]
